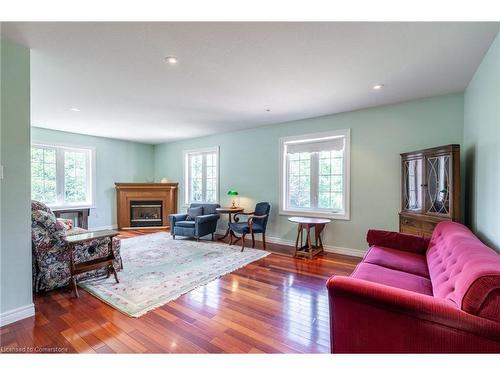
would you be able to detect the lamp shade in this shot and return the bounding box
[227,190,239,196]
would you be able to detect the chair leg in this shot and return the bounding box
[173,234,176,239]
[251,233,255,248]
[241,233,246,252]
[212,232,214,241]
[262,233,266,250]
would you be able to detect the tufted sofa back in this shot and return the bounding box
[427,221,500,322]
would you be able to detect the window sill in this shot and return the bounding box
[279,208,350,220]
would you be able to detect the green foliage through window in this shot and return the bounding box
[31,145,92,207]
[186,149,218,204]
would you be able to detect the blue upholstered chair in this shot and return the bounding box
[229,202,271,251]
[169,203,220,241]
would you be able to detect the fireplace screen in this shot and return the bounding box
[130,200,163,227]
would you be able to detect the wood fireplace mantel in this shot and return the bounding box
[115,182,178,230]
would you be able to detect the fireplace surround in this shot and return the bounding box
[115,182,178,230]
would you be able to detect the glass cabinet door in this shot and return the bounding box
[403,158,423,212]
[426,155,450,216]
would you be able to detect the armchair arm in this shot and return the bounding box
[169,213,188,223]
[233,211,254,223]
[169,213,188,235]
[195,214,220,237]
[327,276,500,353]
[234,212,268,231]
[247,214,268,228]
[366,229,430,254]
[195,213,220,224]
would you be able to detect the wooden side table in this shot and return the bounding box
[216,207,244,241]
[288,217,331,259]
[65,229,120,298]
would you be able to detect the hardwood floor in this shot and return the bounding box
[0,230,360,353]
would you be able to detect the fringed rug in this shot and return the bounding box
[80,232,269,317]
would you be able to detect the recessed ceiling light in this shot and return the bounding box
[373,84,384,90]
[164,56,178,65]
[70,107,81,112]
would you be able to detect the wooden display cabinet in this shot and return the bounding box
[399,144,460,238]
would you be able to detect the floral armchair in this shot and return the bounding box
[31,200,122,292]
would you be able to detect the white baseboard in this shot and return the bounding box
[89,224,118,231]
[215,229,365,258]
[0,303,35,327]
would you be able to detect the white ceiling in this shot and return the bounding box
[2,22,499,144]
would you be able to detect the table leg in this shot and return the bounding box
[219,227,231,241]
[306,225,313,260]
[315,224,325,253]
[219,212,237,241]
[72,276,80,298]
[294,224,301,257]
[109,241,119,283]
[292,221,329,259]
[219,225,231,241]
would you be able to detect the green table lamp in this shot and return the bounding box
[227,190,239,208]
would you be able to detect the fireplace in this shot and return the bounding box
[115,182,178,230]
[129,200,163,227]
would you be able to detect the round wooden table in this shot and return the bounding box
[216,207,244,241]
[288,216,331,259]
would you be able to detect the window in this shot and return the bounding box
[184,147,219,205]
[280,129,350,219]
[31,143,95,209]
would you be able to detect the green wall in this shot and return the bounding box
[154,93,464,252]
[464,32,500,251]
[32,127,155,229]
[0,40,33,318]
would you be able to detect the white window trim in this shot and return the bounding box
[32,141,96,210]
[183,146,220,206]
[279,129,351,220]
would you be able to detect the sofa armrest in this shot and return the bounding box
[327,276,500,353]
[366,229,430,254]
[170,213,188,223]
[195,214,220,224]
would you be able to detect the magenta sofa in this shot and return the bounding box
[327,221,500,353]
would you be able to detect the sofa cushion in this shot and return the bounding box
[66,227,88,236]
[229,222,264,234]
[175,220,196,228]
[426,221,500,321]
[351,263,433,296]
[367,229,430,254]
[364,246,430,278]
[186,206,203,220]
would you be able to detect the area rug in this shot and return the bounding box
[80,232,269,317]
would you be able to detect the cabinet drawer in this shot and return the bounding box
[400,225,421,236]
[400,216,421,229]
[421,229,434,238]
[421,221,437,233]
